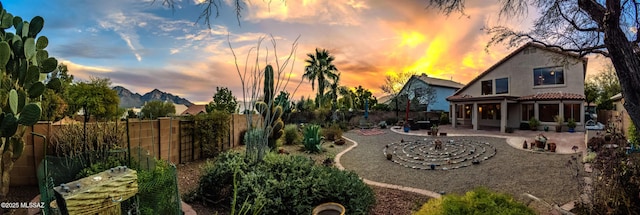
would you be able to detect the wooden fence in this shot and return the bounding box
[11,114,259,186]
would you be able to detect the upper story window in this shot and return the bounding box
[495,78,509,94]
[481,80,492,95]
[533,67,564,86]
[414,87,426,97]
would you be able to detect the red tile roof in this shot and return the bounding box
[517,92,585,101]
[446,94,473,101]
[181,104,207,115]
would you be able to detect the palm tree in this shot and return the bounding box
[303,48,339,108]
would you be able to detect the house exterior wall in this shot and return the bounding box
[458,46,585,98]
[450,45,587,132]
[397,78,458,112]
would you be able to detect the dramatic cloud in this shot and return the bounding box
[6,0,609,105]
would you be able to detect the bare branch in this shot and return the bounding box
[555,1,601,32]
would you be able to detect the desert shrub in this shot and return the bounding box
[192,110,231,157]
[415,187,534,215]
[629,122,639,146]
[583,152,597,163]
[137,159,181,215]
[238,128,248,145]
[322,123,343,141]
[194,152,375,214]
[75,155,125,179]
[303,124,323,153]
[283,124,301,145]
[372,103,390,111]
[575,141,640,214]
[313,108,332,123]
[51,121,126,157]
[385,117,398,126]
[440,112,450,125]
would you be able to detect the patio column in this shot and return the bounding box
[452,104,457,128]
[500,99,507,133]
[472,103,478,130]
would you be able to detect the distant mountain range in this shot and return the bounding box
[113,86,194,108]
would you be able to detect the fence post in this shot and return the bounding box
[126,118,131,167]
[158,119,162,160]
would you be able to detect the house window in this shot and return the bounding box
[539,104,559,122]
[521,104,534,121]
[533,67,564,86]
[414,87,425,97]
[481,80,492,95]
[464,104,472,118]
[564,103,581,122]
[479,104,501,120]
[495,78,509,94]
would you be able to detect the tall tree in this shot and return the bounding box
[40,63,74,121]
[141,100,176,119]
[207,87,238,114]
[592,64,622,110]
[303,48,339,108]
[427,0,640,134]
[584,80,599,111]
[352,86,378,110]
[67,77,121,120]
[380,71,414,95]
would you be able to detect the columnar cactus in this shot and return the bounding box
[263,65,274,105]
[254,64,284,150]
[0,3,59,197]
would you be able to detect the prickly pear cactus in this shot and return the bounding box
[0,3,59,197]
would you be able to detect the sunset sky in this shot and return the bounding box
[5,0,609,104]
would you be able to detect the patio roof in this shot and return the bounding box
[517,92,584,101]
[447,92,584,102]
[447,94,519,102]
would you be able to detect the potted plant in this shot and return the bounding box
[529,117,540,131]
[553,115,563,132]
[567,118,577,133]
[313,202,346,215]
[403,122,410,132]
[431,125,439,136]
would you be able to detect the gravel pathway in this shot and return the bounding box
[340,130,584,205]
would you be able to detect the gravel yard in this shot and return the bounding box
[340,131,584,205]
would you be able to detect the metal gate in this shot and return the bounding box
[178,120,195,163]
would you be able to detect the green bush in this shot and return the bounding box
[137,159,180,215]
[75,155,124,179]
[321,123,343,141]
[629,121,639,146]
[415,187,534,215]
[283,124,301,145]
[192,110,231,157]
[195,152,375,214]
[440,112,450,125]
[385,117,399,126]
[313,108,332,123]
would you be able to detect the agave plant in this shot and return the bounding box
[302,124,322,153]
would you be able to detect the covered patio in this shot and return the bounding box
[447,92,586,133]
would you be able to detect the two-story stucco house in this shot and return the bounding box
[447,43,588,133]
[396,73,464,112]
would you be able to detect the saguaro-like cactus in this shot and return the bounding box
[254,65,284,150]
[0,4,59,197]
